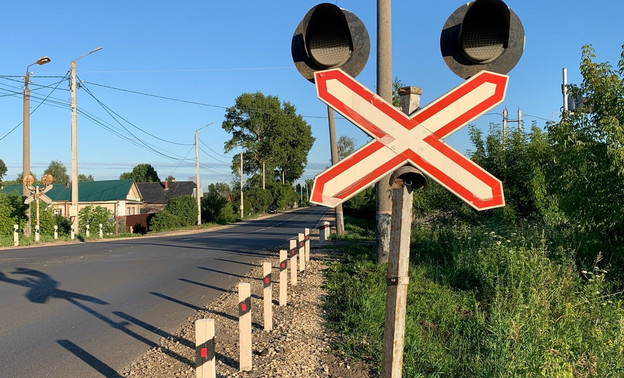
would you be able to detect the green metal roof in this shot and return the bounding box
[1,180,138,202]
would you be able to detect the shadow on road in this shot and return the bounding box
[0,268,108,305]
[0,268,198,373]
[57,340,123,378]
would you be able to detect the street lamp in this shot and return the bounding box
[195,123,213,225]
[23,55,51,236]
[71,47,102,236]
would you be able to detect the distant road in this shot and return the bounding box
[0,206,328,377]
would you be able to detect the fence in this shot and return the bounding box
[195,221,331,377]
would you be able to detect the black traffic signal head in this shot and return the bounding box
[292,3,370,82]
[441,0,525,79]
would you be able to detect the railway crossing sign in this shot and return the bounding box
[310,68,508,210]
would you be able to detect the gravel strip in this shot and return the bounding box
[121,233,372,377]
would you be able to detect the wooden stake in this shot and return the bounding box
[238,282,252,371]
[298,233,305,272]
[289,239,297,286]
[195,319,215,378]
[263,262,272,331]
[279,250,287,306]
[381,184,413,378]
[304,228,311,262]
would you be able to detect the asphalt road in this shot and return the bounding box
[0,206,328,377]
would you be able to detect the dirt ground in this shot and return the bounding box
[121,229,373,378]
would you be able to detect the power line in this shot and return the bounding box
[0,75,67,142]
[83,80,228,109]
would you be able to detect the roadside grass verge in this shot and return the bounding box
[324,220,624,376]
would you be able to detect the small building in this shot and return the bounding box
[136,180,197,214]
[1,179,142,218]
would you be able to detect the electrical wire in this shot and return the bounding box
[78,79,195,163]
[83,80,228,109]
[0,75,67,142]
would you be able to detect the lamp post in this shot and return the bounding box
[195,123,212,225]
[71,47,102,234]
[23,56,51,236]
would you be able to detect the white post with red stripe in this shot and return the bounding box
[195,319,215,378]
[263,262,272,331]
[298,233,305,272]
[238,282,252,371]
[304,228,311,262]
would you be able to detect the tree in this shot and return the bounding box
[78,174,94,182]
[0,159,6,185]
[120,164,160,182]
[44,160,69,184]
[547,44,624,234]
[337,136,355,160]
[222,92,314,188]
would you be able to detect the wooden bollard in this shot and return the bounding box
[13,225,18,247]
[195,319,216,378]
[304,228,311,262]
[289,239,298,286]
[279,250,287,306]
[320,221,330,242]
[298,233,305,272]
[263,262,272,331]
[238,282,252,371]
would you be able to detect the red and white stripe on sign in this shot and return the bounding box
[310,69,508,211]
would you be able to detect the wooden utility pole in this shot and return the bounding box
[381,86,424,378]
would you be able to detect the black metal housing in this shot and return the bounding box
[292,3,370,82]
[441,0,525,79]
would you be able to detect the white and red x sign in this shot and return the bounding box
[310,69,508,210]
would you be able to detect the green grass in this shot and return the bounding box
[324,220,624,377]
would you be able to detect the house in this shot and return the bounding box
[136,180,196,214]
[1,179,142,218]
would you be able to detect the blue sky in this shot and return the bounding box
[1,1,623,189]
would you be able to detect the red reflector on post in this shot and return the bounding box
[201,348,208,358]
[241,303,247,311]
[265,277,270,284]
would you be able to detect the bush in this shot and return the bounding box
[327,219,624,376]
[78,206,114,235]
[0,193,19,236]
[270,182,297,210]
[149,210,181,231]
[243,187,273,215]
[202,192,237,224]
[165,196,197,227]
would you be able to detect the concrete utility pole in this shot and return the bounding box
[240,152,244,218]
[562,67,569,116]
[502,108,508,149]
[71,47,101,234]
[327,107,345,235]
[376,0,393,263]
[23,56,51,236]
[195,123,212,225]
